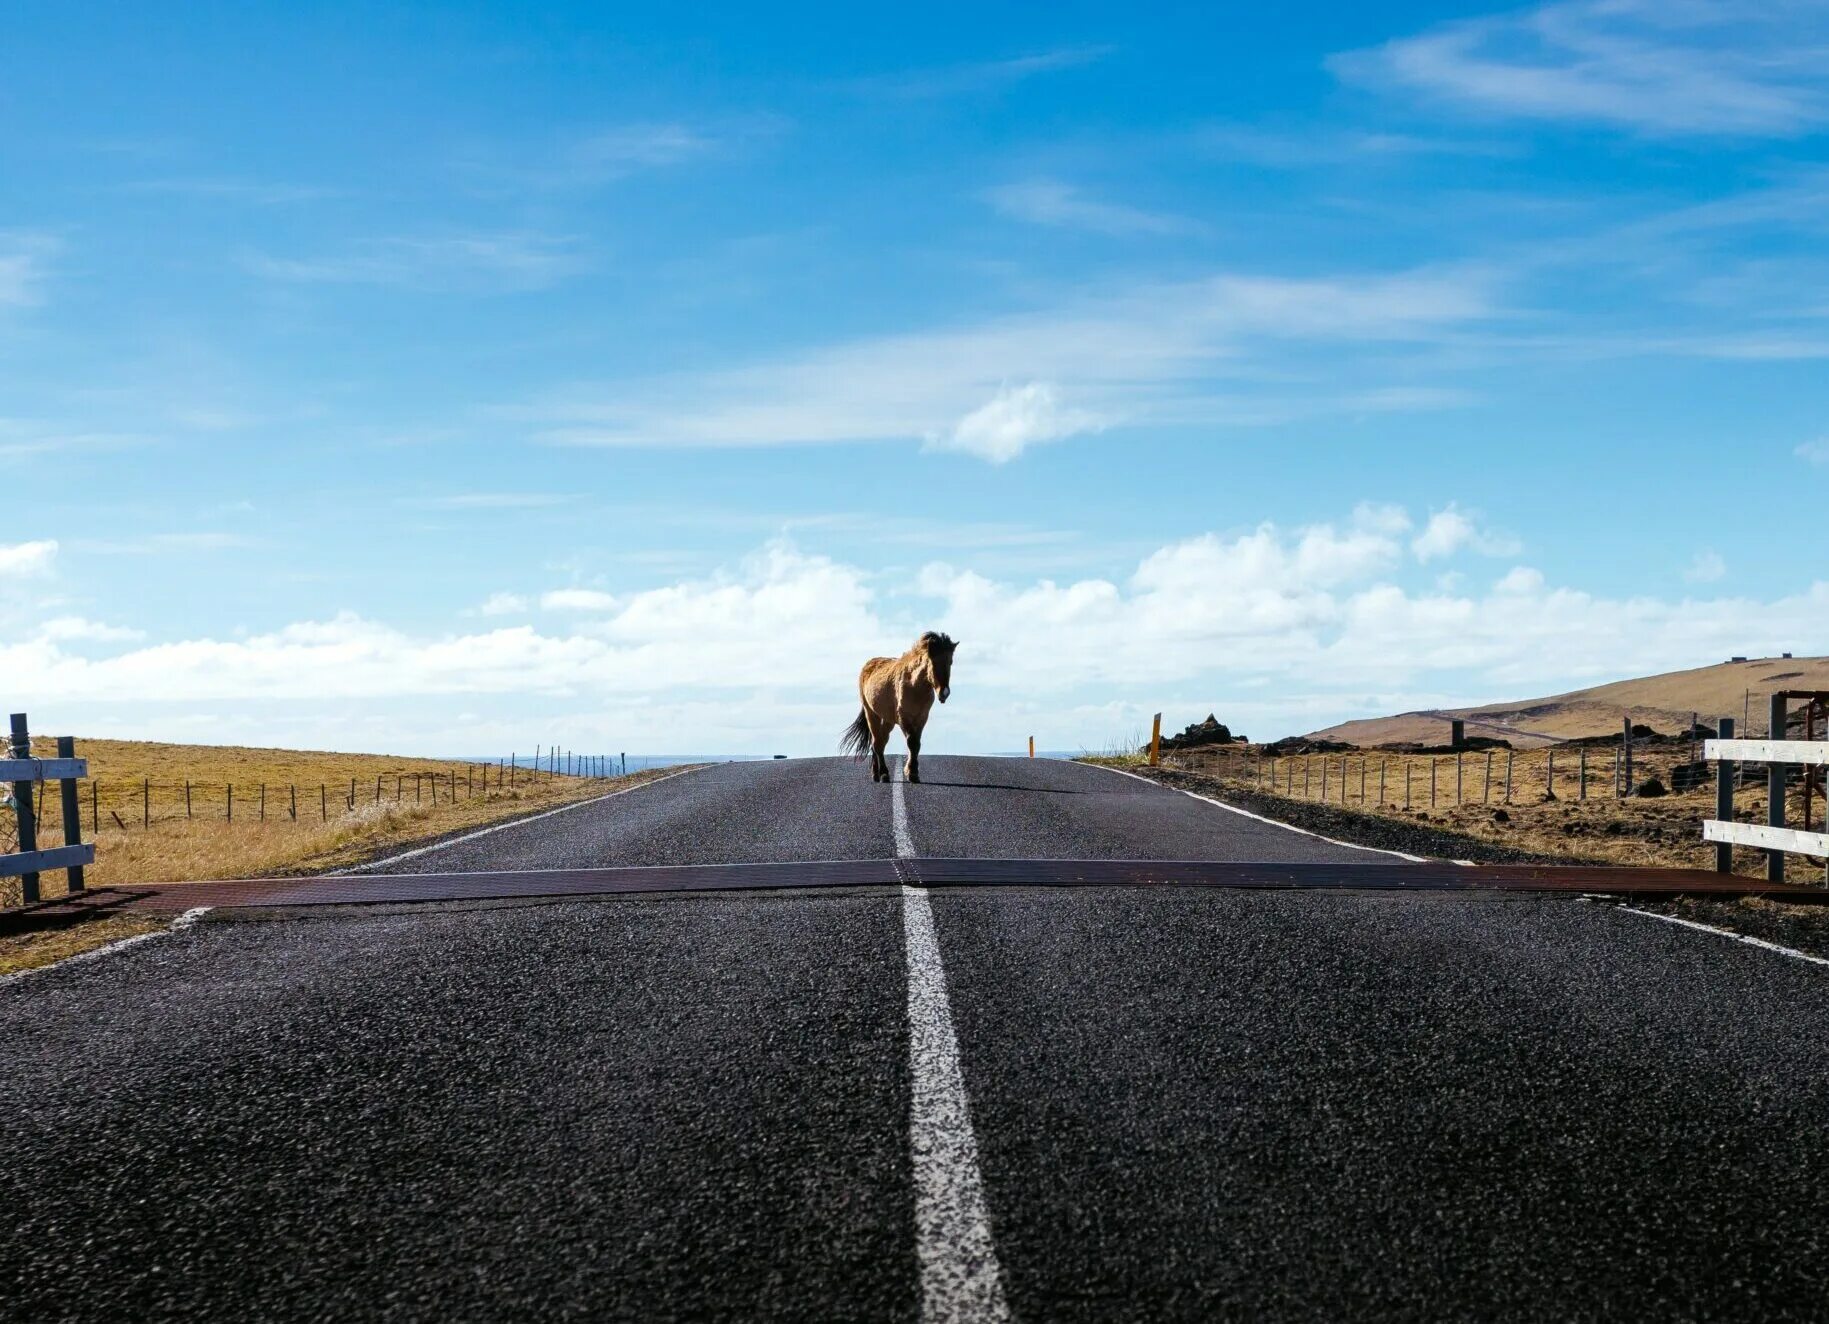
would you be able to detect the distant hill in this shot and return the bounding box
[1305,655,1829,748]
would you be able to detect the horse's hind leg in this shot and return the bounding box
[866,710,891,782]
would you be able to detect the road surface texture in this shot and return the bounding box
[6,755,1829,1321]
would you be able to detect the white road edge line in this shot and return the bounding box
[1079,761,1432,863]
[896,757,1011,1323]
[1616,904,1829,968]
[345,765,707,872]
[0,906,214,987]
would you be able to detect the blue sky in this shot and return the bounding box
[4,0,1828,755]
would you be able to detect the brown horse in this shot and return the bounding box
[839,631,957,783]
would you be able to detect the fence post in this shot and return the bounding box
[227,784,233,823]
[91,777,98,835]
[320,784,327,823]
[1622,716,1633,798]
[1483,750,1493,803]
[1547,749,1554,800]
[261,784,266,822]
[1714,716,1736,874]
[1768,694,1787,883]
[1579,747,1587,801]
[1430,759,1437,807]
[1149,714,1162,767]
[185,780,192,819]
[1456,753,1463,804]
[289,784,297,821]
[56,735,84,893]
[8,714,40,903]
[1379,758,1386,805]
[143,777,149,828]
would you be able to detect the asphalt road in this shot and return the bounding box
[6,755,1829,1321]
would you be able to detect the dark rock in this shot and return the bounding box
[1492,808,1510,824]
[1155,714,1246,752]
[1633,777,1668,798]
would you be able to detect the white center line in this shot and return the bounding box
[892,760,917,860]
[895,757,1011,1323]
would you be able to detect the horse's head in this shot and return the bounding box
[917,631,958,703]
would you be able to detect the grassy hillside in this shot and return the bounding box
[1306,655,1829,748]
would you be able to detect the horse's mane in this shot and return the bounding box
[914,630,956,653]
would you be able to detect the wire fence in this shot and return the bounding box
[1168,742,1724,810]
[11,759,620,845]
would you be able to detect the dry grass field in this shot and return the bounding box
[4,735,692,904]
[1147,741,1829,878]
[1306,654,1829,748]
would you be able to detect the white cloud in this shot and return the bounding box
[404,493,572,510]
[473,592,529,617]
[0,540,57,576]
[5,520,1826,749]
[1798,438,1829,465]
[1332,1,1829,136]
[0,233,58,306]
[527,264,1497,454]
[915,523,1829,709]
[1,541,881,709]
[1685,549,1727,583]
[242,233,585,292]
[925,382,1101,463]
[1410,505,1521,561]
[540,588,619,612]
[843,47,1109,99]
[570,123,717,172]
[35,616,144,643]
[985,180,1200,236]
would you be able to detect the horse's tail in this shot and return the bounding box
[839,707,873,759]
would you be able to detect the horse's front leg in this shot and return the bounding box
[905,725,923,784]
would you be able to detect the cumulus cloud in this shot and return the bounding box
[540,588,619,612]
[8,517,1825,749]
[35,616,145,643]
[1331,0,1829,137]
[916,525,1829,705]
[0,540,57,576]
[1684,550,1726,583]
[1798,438,1829,465]
[926,382,1101,462]
[473,592,529,617]
[1410,505,1520,562]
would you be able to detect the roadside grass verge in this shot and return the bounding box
[1088,758,1829,959]
[1086,759,1583,865]
[4,736,704,973]
[0,913,169,978]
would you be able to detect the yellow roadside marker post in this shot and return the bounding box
[1028,736,1035,758]
[1150,713,1162,767]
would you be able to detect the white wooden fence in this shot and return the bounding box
[3,712,93,904]
[1703,691,1829,883]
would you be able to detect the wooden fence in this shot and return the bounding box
[3,713,93,904]
[1704,692,1829,883]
